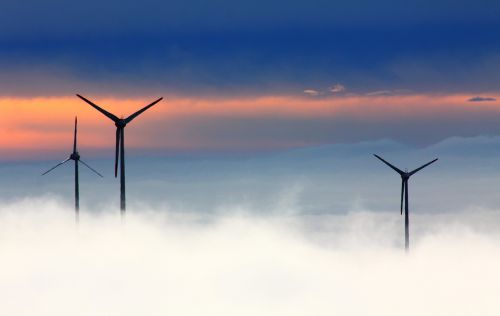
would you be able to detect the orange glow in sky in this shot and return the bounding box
[0,93,498,158]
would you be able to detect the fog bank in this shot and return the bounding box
[0,199,499,316]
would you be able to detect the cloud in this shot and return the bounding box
[468,96,497,102]
[303,89,320,96]
[0,199,500,315]
[329,84,346,93]
[365,89,411,96]
[303,84,345,97]
[366,90,393,96]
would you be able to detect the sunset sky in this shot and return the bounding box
[3,3,500,315]
[1,0,500,159]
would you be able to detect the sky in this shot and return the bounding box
[3,2,500,314]
[0,0,499,220]
[0,0,500,157]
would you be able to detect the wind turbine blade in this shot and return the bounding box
[124,97,163,124]
[76,94,119,122]
[373,154,404,174]
[42,158,71,176]
[80,160,103,177]
[115,128,121,178]
[73,116,77,153]
[409,158,438,175]
[401,179,404,215]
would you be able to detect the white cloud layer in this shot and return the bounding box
[0,198,499,316]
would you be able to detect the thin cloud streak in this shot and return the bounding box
[468,96,497,102]
[303,89,320,96]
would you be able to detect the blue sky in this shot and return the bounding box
[0,0,499,96]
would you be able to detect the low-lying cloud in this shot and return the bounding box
[0,198,499,316]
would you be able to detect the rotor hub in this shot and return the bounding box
[115,120,126,128]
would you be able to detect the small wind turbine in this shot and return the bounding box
[42,117,103,223]
[373,154,438,252]
[76,94,163,218]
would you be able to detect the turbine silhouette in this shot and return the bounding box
[76,94,163,218]
[42,117,103,223]
[373,154,438,252]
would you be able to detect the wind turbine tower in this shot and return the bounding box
[42,117,103,223]
[76,94,163,218]
[373,154,438,252]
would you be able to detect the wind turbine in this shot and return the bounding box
[76,94,163,217]
[373,154,438,252]
[42,117,103,223]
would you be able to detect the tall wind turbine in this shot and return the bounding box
[373,154,438,252]
[76,94,163,217]
[42,117,103,223]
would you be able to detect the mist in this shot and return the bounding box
[5,136,500,214]
[0,198,499,316]
[1,137,500,315]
